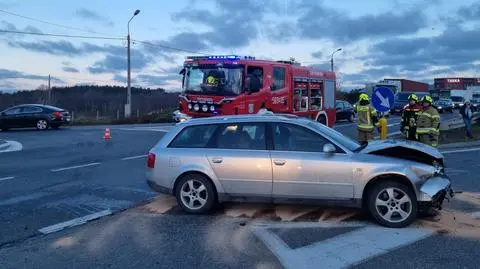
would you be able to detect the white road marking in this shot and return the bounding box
[0,176,14,181]
[252,222,434,269]
[0,140,23,153]
[50,162,101,172]
[121,155,147,161]
[118,127,172,132]
[38,209,112,234]
[441,147,480,154]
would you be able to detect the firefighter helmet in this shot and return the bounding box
[420,95,433,104]
[359,93,369,101]
[408,94,418,101]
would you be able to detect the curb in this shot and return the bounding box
[438,139,480,149]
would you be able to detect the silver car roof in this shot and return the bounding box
[177,114,307,126]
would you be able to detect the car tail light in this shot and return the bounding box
[147,153,156,168]
[53,112,62,118]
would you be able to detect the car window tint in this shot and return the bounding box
[23,106,42,113]
[4,107,22,115]
[169,124,218,148]
[215,123,266,150]
[272,123,330,152]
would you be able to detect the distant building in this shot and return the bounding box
[364,79,428,97]
[432,77,480,100]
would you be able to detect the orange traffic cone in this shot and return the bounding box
[103,128,112,140]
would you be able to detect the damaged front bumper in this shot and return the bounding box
[418,176,454,209]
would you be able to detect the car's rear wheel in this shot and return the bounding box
[36,119,49,130]
[175,173,216,214]
[367,181,417,228]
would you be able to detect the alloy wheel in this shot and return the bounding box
[36,120,48,130]
[180,179,208,210]
[374,187,412,223]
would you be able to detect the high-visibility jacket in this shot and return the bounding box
[355,105,378,131]
[416,106,440,135]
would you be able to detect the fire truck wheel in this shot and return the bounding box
[317,115,327,125]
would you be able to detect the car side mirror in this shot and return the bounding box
[336,107,341,110]
[323,143,336,153]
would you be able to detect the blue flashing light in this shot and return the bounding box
[186,55,255,60]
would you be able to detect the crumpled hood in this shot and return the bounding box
[360,139,443,159]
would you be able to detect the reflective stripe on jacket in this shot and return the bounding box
[401,104,422,128]
[416,106,440,135]
[355,105,377,131]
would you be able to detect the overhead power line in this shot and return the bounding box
[0,9,123,38]
[0,29,124,40]
[133,39,208,55]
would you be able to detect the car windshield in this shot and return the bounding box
[307,120,360,151]
[183,65,244,96]
[396,93,426,101]
[451,96,463,102]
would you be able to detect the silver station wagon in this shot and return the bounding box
[146,113,454,228]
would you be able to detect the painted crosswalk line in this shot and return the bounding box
[251,222,435,269]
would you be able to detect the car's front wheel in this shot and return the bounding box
[175,173,216,214]
[367,180,417,228]
[36,119,49,130]
[348,113,355,122]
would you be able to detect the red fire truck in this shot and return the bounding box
[175,55,337,127]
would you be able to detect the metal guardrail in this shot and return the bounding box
[439,112,479,131]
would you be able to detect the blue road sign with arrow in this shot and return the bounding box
[371,86,395,112]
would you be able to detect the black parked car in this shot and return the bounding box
[0,104,71,131]
[335,100,355,122]
[433,99,454,113]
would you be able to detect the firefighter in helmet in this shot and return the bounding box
[400,94,422,140]
[416,95,440,147]
[355,93,379,144]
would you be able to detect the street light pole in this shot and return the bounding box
[330,48,342,72]
[126,9,140,118]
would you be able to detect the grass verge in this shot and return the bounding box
[440,123,480,144]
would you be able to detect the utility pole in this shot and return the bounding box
[47,74,51,104]
[330,48,342,72]
[126,32,131,117]
[125,9,140,118]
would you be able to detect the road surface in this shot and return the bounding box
[0,114,478,269]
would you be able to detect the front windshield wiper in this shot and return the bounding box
[354,142,368,152]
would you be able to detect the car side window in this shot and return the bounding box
[336,102,344,109]
[214,123,266,150]
[23,106,43,113]
[169,124,218,148]
[272,67,285,90]
[272,123,332,152]
[4,107,23,115]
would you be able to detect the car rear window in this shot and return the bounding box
[168,124,218,148]
[42,105,63,111]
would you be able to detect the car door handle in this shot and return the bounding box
[211,157,223,164]
[273,159,286,166]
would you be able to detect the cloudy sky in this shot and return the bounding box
[0,0,479,92]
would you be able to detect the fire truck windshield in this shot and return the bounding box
[183,65,244,96]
